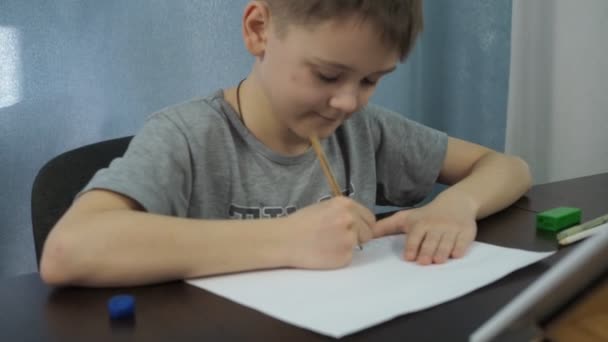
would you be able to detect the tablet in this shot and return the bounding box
[470,228,608,342]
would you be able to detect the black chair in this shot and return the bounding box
[31,136,133,267]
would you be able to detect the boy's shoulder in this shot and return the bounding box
[147,90,228,125]
[348,103,431,132]
[132,89,241,145]
[345,103,447,151]
[357,103,402,119]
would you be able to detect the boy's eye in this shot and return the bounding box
[314,70,379,86]
[362,78,378,86]
[316,72,340,83]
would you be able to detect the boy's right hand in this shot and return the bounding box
[283,197,376,269]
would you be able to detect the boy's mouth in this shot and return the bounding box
[316,112,342,122]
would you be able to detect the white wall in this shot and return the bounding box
[506,0,608,184]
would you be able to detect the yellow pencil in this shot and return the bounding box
[310,135,362,250]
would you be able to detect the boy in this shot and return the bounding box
[41,0,531,287]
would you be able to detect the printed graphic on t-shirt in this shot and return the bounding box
[228,204,297,219]
[228,183,355,219]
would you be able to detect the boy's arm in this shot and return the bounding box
[40,189,375,287]
[373,136,531,265]
[40,190,291,287]
[435,136,532,219]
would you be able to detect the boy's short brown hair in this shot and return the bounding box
[263,0,424,61]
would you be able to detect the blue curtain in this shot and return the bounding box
[0,0,512,277]
[375,0,512,151]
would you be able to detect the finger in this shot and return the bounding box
[451,231,474,258]
[433,232,457,264]
[331,197,376,229]
[416,230,441,265]
[350,200,377,228]
[355,219,375,244]
[373,211,406,237]
[404,226,425,261]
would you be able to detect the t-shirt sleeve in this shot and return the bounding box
[79,110,192,216]
[369,105,448,207]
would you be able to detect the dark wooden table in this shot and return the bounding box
[2,173,607,341]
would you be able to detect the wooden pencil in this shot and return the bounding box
[310,135,342,197]
[310,135,362,250]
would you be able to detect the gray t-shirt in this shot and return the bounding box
[82,90,447,219]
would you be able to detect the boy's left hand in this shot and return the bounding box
[372,198,477,265]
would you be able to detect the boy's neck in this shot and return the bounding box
[226,73,311,156]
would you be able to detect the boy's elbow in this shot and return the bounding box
[510,155,533,191]
[40,229,81,286]
[519,157,533,187]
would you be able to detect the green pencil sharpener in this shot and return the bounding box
[536,207,582,232]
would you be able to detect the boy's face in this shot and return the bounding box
[256,14,400,141]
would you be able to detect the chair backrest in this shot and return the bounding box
[31,136,133,267]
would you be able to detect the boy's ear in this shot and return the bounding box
[242,1,270,57]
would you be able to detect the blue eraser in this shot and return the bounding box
[108,294,135,319]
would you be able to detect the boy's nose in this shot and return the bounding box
[329,89,359,114]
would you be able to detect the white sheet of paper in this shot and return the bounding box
[187,235,554,338]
